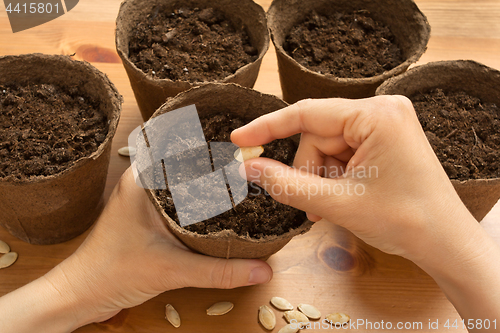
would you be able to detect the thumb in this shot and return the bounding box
[240,158,346,219]
[175,252,273,289]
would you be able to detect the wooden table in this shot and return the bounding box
[1,1,499,331]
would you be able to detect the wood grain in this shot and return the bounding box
[1,1,499,332]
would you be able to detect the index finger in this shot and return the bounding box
[230,98,369,147]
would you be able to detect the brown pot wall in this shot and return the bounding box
[115,0,269,121]
[267,0,430,104]
[0,54,122,244]
[143,83,313,259]
[376,60,500,222]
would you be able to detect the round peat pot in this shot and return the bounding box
[143,83,313,259]
[116,0,269,121]
[376,60,500,222]
[0,54,122,244]
[267,0,430,104]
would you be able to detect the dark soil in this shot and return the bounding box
[411,88,500,180]
[154,113,307,238]
[284,10,404,78]
[128,7,258,82]
[0,83,108,180]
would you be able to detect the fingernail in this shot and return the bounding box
[306,212,323,222]
[248,267,271,285]
[239,162,261,186]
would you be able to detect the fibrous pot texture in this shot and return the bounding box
[267,0,430,103]
[116,0,269,120]
[142,83,313,259]
[0,54,122,244]
[376,60,500,221]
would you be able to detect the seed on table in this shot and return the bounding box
[278,323,300,333]
[325,312,350,325]
[283,310,309,327]
[206,301,234,316]
[234,145,264,162]
[118,146,136,157]
[165,304,181,328]
[270,296,294,311]
[0,252,18,269]
[0,240,10,254]
[259,305,276,330]
[297,303,321,319]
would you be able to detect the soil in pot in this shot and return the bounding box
[284,10,404,78]
[154,112,306,238]
[128,6,258,82]
[411,88,500,181]
[0,83,108,180]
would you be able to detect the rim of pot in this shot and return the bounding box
[145,82,313,243]
[376,59,500,183]
[267,0,431,84]
[115,0,270,86]
[0,53,122,184]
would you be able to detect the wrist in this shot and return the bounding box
[43,248,122,328]
[412,209,500,324]
[400,187,482,272]
[0,229,132,333]
[0,270,83,333]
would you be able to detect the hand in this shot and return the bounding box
[232,95,470,262]
[231,96,500,331]
[0,167,272,332]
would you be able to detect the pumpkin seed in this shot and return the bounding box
[0,240,10,254]
[206,301,234,316]
[325,312,350,325]
[283,310,309,327]
[234,146,264,162]
[278,323,300,333]
[0,252,18,269]
[270,296,294,311]
[259,305,276,330]
[298,303,321,319]
[118,146,136,157]
[165,304,180,328]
